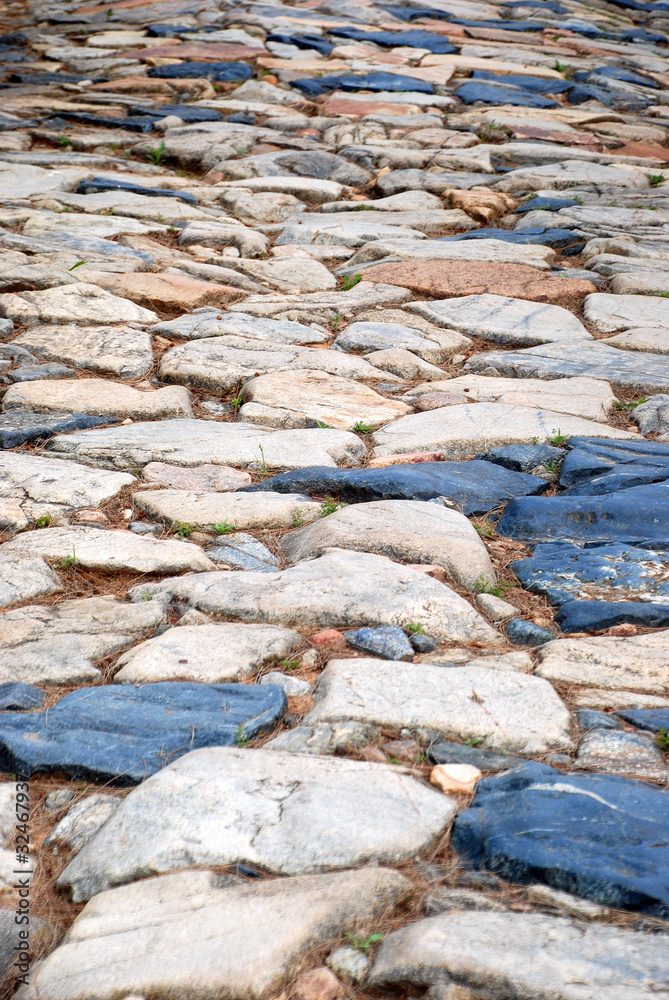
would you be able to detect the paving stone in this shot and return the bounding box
[150,310,329,345]
[368,909,669,998]
[113,623,301,684]
[206,533,279,572]
[243,461,548,516]
[44,794,121,853]
[344,626,414,661]
[306,659,572,755]
[485,444,566,473]
[0,452,134,531]
[602,328,669,353]
[451,761,669,915]
[632,394,669,439]
[0,683,286,785]
[260,671,312,696]
[616,708,669,733]
[0,283,158,326]
[424,888,506,915]
[0,683,45,711]
[45,420,365,471]
[279,500,495,591]
[94,271,247,312]
[130,550,500,646]
[1,526,215,574]
[346,237,556,270]
[577,709,623,733]
[0,411,114,450]
[0,552,61,609]
[575,729,667,782]
[0,595,164,687]
[428,741,527,773]
[13,324,154,378]
[523,883,612,921]
[2,379,192,420]
[476,593,519,622]
[142,462,252,491]
[408,294,591,347]
[535,631,669,693]
[332,320,471,363]
[370,404,633,460]
[7,363,76,383]
[505,618,554,647]
[134,489,322,530]
[24,867,408,1000]
[584,292,669,333]
[58,747,455,900]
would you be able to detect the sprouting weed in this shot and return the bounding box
[614,398,647,409]
[464,737,482,747]
[473,575,515,598]
[405,622,425,634]
[543,460,557,473]
[386,756,402,765]
[145,140,166,165]
[548,429,567,447]
[320,495,347,516]
[341,273,362,290]
[235,726,251,747]
[332,312,341,332]
[345,932,384,952]
[172,521,196,538]
[292,510,305,528]
[229,395,243,409]
[54,548,76,568]
[648,173,666,187]
[34,516,51,528]
[573,195,583,205]
[353,421,375,434]
[58,135,70,148]
[657,728,669,751]
[212,521,235,535]
[68,260,86,271]
[279,659,300,671]
[474,523,493,538]
[315,421,330,429]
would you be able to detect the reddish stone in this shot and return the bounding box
[123,43,264,61]
[415,392,471,411]
[612,141,669,162]
[291,968,344,1000]
[310,629,348,652]
[364,261,596,309]
[368,451,445,468]
[94,273,245,313]
[607,623,639,636]
[320,95,420,116]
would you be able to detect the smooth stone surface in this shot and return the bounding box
[575,729,667,782]
[617,709,669,733]
[0,683,286,784]
[452,762,669,915]
[45,420,365,472]
[243,461,547,517]
[485,443,566,473]
[259,672,313,697]
[0,552,61,608]
[409,294,591,346]
[131,550,500,646]
[0,283,158,326]
[0,682,45,711]
[306,659,572,755]
[602,328,669,354]
[370,404,634,460]
[13,324,154,378]
[2,526,215,574]
[134,490,322,530]
[584,292,669,333]
[558,599,669,634]
[93,271,246,312]
[0,596,163,686]
[632,394,669,439]
[505,619,554,647]
[142,462,252,492]
[345,626,414,661]
[239,369,410,431]
[429,741,527,773]
[368,909,669,998]
[535,631,669,693]
[333,321,471,363]
[2,379,192,420]
[206,533,279,572]
[476,593,519,622]
[25,867,409,1000]
[0,452,133,531]
[279,500,495,591]
[113,623,302,683]
[59,748,456,899]
[44,794,120,853]
[151,311,329,346]
[265,721,377,757]
[0,411,112,450]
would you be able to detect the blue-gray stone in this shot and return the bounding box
[515,196,580,213]
[0,683,286,785]
[328,28,456,53]
[76,176,198,206]
[575,709,622,732]
[484,444,565,473]
[511,542,669,606]
[452,762,669,915]
[207,533,280,573]
[8,363,76,382]
[497,482,669,547]
[240,462,547,516]
[44,113,159,133]
[559,438,669,495]
[266,33,333,54]
[455,81,559,107]
[557,600,669,633]
[470,72,572,94]
[0,319,13,339]
[615,709,669,733]
[589,64,659,88]
[410,633,439,653]
[293,72,434,96]
[505,619,554,646]
[0,683,45,711]
[0,412,114,449]
[439,227,583,249]
[148,62,253,81]
[429,741,526,772]
[0,229,156,265]
[345,626,414,661]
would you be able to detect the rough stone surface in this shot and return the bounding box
[13,324,154,378]
[0,283,158,326]
[2,379,192,420]
[575,729,667,782]
[535,631,669,693]
[134,490,322,530]
[142,463,252,492]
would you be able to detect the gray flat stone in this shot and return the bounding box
[142,463,252,491]
[44,794,120,854]
[130,549,500,646]
[494,160,651,192]
[113,623,302,683]
[260,671,312,696]
[575,729,667,782]
[25,867,409,1000]
[0,283,157,326]
[2,379,192,420]
[0,552,61,609]
[368,910,669,1000]
[409,294,591,347]
[45,420,365,471]
[134,490,322,530]
[602,328,669,354]
[632,395,669,439]
[13,324,154,379]
[0,596,163,686]
[536,631,669,693]
[58,748,455,899]
[584,292,669,333]
[279,499,495,592]
[333,320,471,363]
[206,533,279,572]
[150,310,329,345]
[306,659,573,755]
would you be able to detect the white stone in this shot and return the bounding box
[215,176,346,203]
[25,867,409,1000]
[494,160,651,192]
[1,527,215,574]
[2,379,192,420]
[584,292,669,333]
[0,552,61,609]
[476,593,518,621]
[430,763,481,793]
[13,324,154,378]
[133,549,500,645]
[364,349,445,381]
[44,794,120,854]
[371,403,634,459]
[334,321,471,363]
[408,294,591,347]
[150,310,329,345]
[602,328,669,354]
[58,748,455,899]
[45,420,365,471]
[239,258,336,293]
[347,238,555,270]
[279,500,495,592]
[523,884,611,920]
[0,283,157,326]
[536,631,669,693]
[306,659,572,755]
[260,671,313,696]
[133,490,322,531]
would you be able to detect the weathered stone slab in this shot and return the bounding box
[93,271,246,311]
[602,327,669,354]
[2,526,215,574]
[13,324,154,378]
[151,310,329,345]
[131,550,500,645]
[0,452,134,531]
[0,553,61,609]
[494,160,651,192]
[333,320,471,363]
[114,623,302,684]
[142,463,252,492]
[44,793,120,854]
[0,683,286,784]
[0,283,158,326]
[24,867,409,1000]
[368,909,669,998]
[346,237,555,270]
[279,500,494,591]
[535,631,669,693]
[134,490,322,530]
[58,747,455,900]
[575,729,667,782]
[451,762,669,916]
[206,534,279,572]
[370,404,633,459]
[584,292,669,333]
[408,294,591,346]
[2,379,192,420]
[0,596,164,686]
[306,659,572,755]
[45,420,365,471]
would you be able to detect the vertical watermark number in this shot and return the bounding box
[13,777,31,987]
